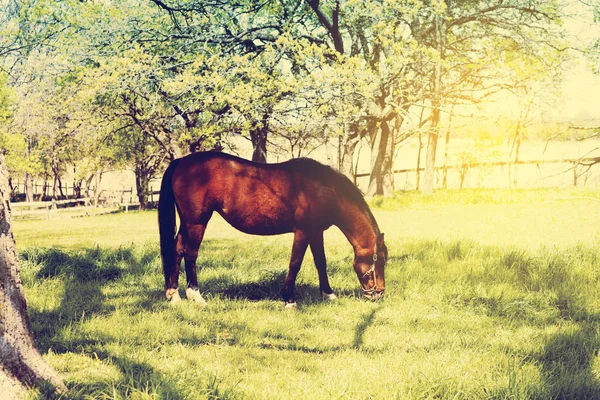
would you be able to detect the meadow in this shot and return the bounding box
[12,188,600,399]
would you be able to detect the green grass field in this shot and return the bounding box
[12,188,600,399]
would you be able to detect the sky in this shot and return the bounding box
[477,1,600,123]
[560,1,600,120]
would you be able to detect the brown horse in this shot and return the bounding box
[158,152,387,308]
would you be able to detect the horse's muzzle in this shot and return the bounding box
[363,290,385,301]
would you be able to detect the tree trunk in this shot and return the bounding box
[51,160,63,205]
[339,125,362,182]
[512,125,522,188]
[415,133,422,190]
[92,172,103,207]
[367,120,394,197]
[135,166,150,210]
[421,119,439,195]
[422,7,445,195]
[0,154,66,396]
[442,105,455,189]
[250,118,268,163]
[41,177,49,202]
[24,173,33,203]
[73,179,82,199]
[251,130,267,163]
[169,134,184,160]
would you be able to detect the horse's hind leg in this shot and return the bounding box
[310,231,336,301]
[282,230,309,308]
[183,216,211,305]
[165,230,184,302]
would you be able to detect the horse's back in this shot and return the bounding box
[170,153,337,234]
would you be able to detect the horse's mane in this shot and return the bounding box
[289,158,380,234]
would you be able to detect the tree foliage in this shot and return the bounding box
[0,0,572,201]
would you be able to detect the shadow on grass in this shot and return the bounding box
[352,306,380,349]
[20,246,192,399]
[255,304,382,355]
[22,242,380,398]
[488,318,600,399]
[200,272,362,303]
[21,246,166,353]
[473,244,600,399]
[536,320,600,398]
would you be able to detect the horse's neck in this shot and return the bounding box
[336,203,376,255]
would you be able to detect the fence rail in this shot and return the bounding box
[10,198,92,220]
[355,156,600,189]
[355,156,600,178]
[8,156,600,219]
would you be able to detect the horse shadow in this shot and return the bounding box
[21,242,388,398]
[199,270,363,305]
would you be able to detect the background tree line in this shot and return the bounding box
[0,0,592,207]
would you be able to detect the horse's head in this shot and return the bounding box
[356,233,387,301]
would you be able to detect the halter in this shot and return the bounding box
[361,253,382,298]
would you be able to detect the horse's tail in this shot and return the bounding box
[158,159,180,288]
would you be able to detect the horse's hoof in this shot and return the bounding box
[323,292,337,301]
[166,289,181,303]
[284,302,297,310]
[186,288,207,306]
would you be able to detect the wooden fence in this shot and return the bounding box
[355,156,600,190]
[10,198,91,220]
[9,156,600,219]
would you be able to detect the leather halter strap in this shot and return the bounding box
[361,253,381,296]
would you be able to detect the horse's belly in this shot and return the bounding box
[217,207,294,235]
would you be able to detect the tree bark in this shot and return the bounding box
[416,131,423,191]
[250,114,270,163]
[339,137,359,182]
[92,172,103,207]
[367,119,394,197]
[422,6,445,195]
[421,117,439,195]
[0,154,66,396]
[339,122,363,182]
[51,160,63,204]
[442,105,455,189]
[510,121,522,188]
[24,140,34,203]
[135,172,149,210]
[24,173,33,203]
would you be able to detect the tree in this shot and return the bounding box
[0,3,70,393]
[0,153,66,396]
[415,0,566,194]
[303,0,428,196]
[0,74,65,395]
[110,127,166,209]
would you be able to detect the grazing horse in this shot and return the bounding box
[158,152,387,308]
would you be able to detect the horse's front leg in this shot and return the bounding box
[282,229,309,309]
[310,231,336,301]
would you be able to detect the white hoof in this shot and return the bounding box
[284,302,297,310]
[186,288,207,306]
[323,292,337,301]
[166,289,181,303]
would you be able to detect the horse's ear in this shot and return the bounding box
[377,233,385,246]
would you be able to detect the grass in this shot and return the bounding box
[11,187,600,399]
